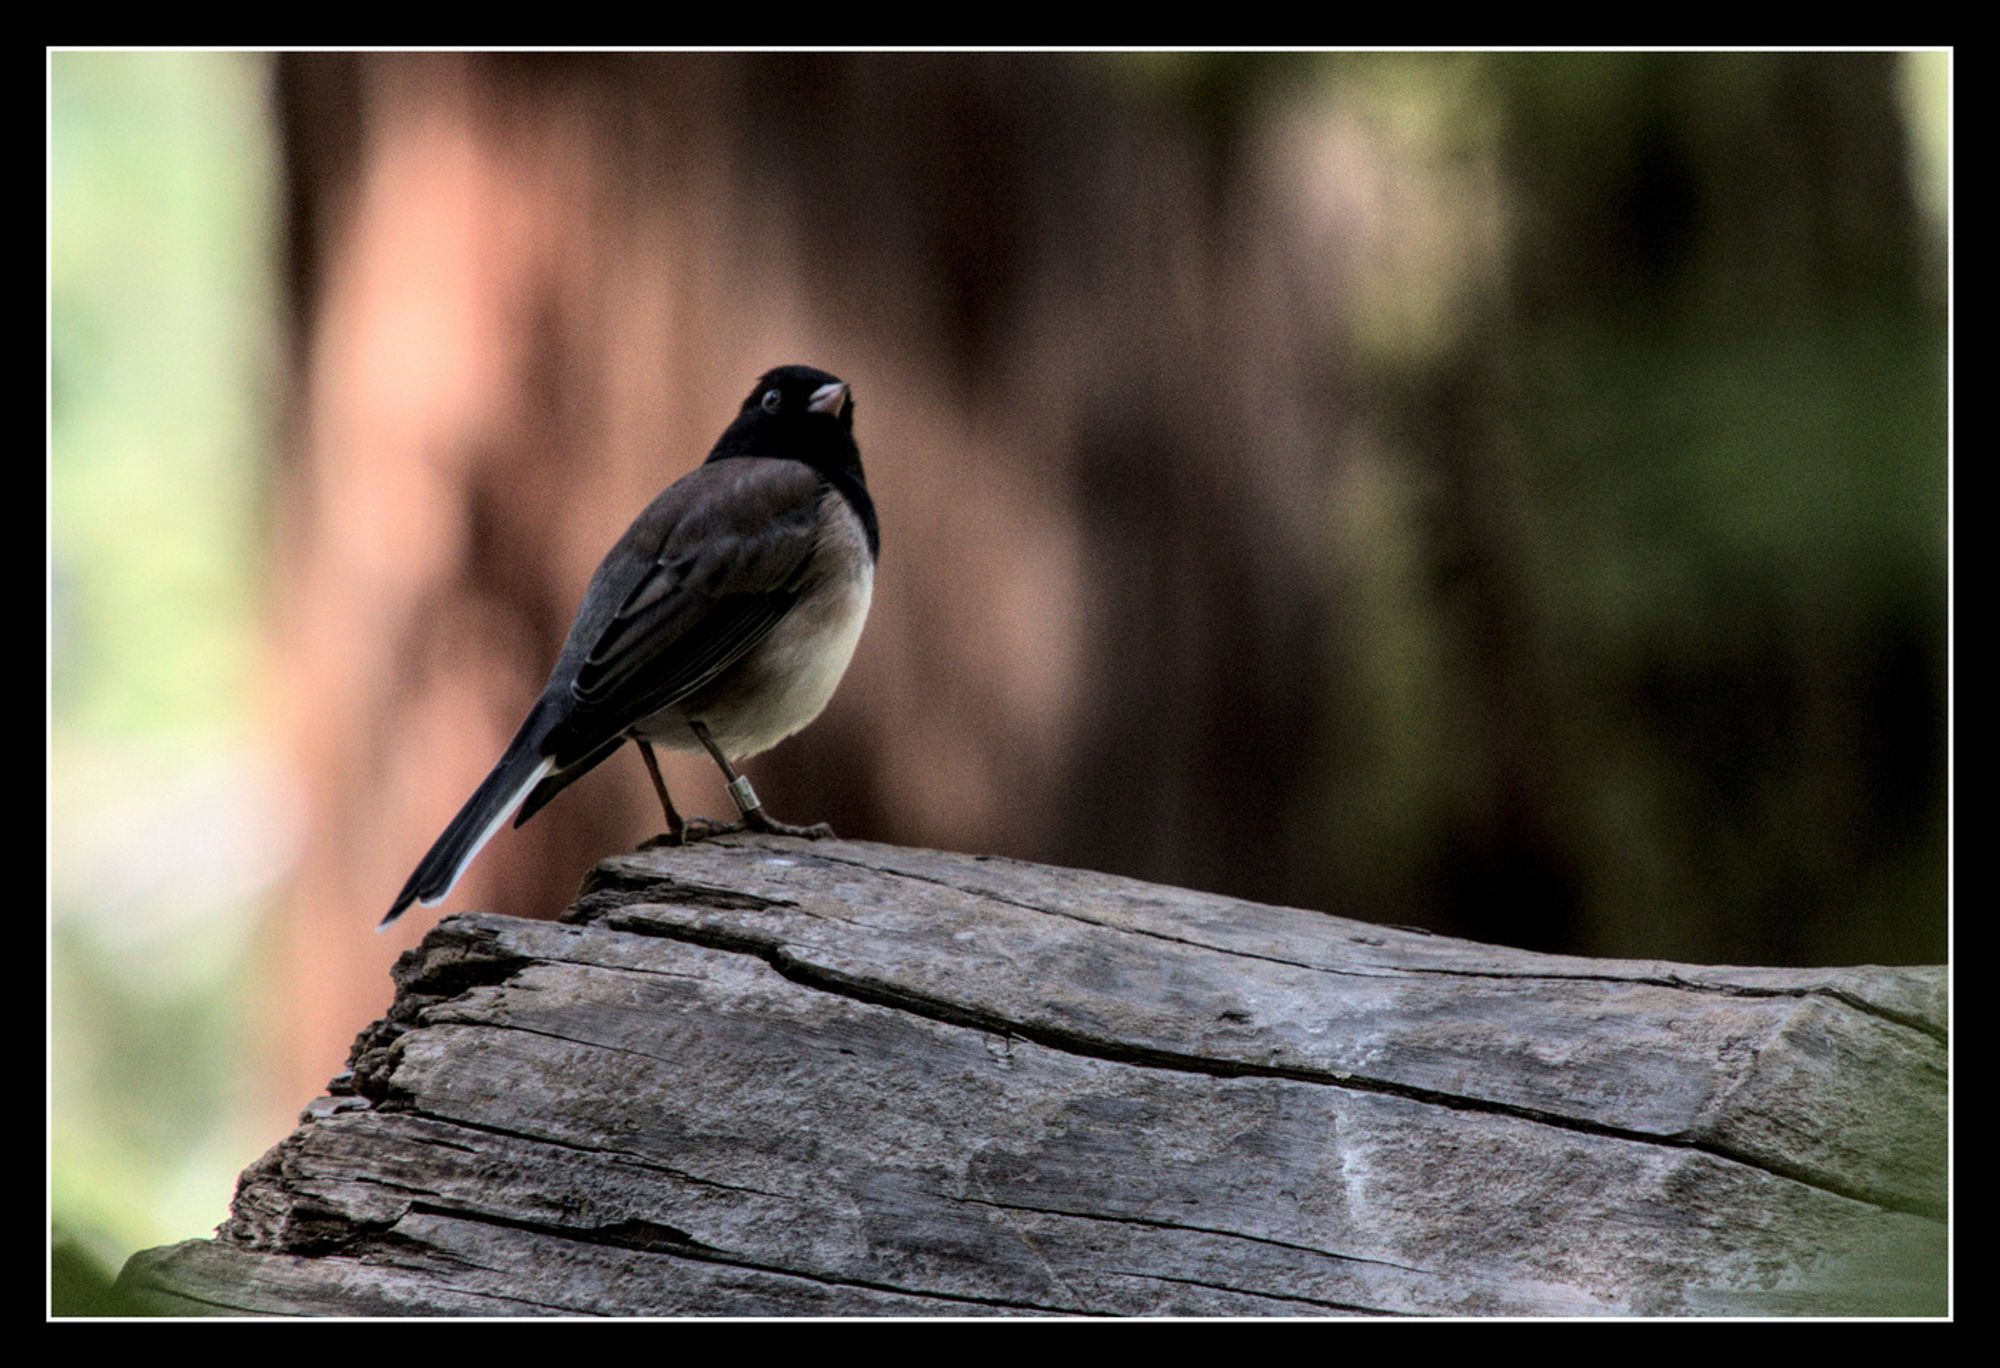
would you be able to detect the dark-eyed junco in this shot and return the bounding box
[382,365,878,926]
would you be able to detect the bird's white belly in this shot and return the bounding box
[717,561,873,758]
[638,556,873,762]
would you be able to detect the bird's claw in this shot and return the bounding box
[640,817,746,850]
[745,813,836,840]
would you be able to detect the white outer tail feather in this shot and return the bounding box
[419,755,557,908]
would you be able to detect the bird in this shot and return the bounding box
[381,364,878,927]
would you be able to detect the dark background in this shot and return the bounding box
[276,53,1942,984]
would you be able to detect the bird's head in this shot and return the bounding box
[709,365,857,471]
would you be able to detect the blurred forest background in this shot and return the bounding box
[50,50,1949,1296]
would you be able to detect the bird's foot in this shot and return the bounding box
[639,817,746,850]
[744,811,836,840]
[684,817,749,842]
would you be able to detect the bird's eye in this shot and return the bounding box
[760,389,782,414]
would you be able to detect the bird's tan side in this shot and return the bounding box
[635,481,874,762]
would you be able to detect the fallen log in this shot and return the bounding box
[119,836,1948,1316]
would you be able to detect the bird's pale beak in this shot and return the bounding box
[807,381,850,417]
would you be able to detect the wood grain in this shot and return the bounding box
[120,836,1948,1316]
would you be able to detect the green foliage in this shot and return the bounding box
[50,50,283,1282]
[50,51,276,737]
[1325,52,1947,962]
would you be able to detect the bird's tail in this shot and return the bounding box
[381,699,562,927]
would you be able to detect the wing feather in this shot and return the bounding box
[540,458,826,766]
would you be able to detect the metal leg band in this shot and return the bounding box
[727,775,761,816]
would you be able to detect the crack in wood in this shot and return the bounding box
[592,912,1945,1222]
[574,864,797,915]
[403,1201,719,1258]
[360,1111,793,1201]
[1104,1268,1411,1315]
[1393,965,1947,1046]
[965,1163,1098,1314]
[423,1013,691,1069]
[378,1206,1096,1315]
[796,848,1948,1044]
[945,1192,1437,1276]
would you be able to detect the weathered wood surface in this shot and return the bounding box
[120,837,1948,1316]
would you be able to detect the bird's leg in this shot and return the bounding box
[638,741,743,846]
[689,720,836,840]
[634,741,697,849]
